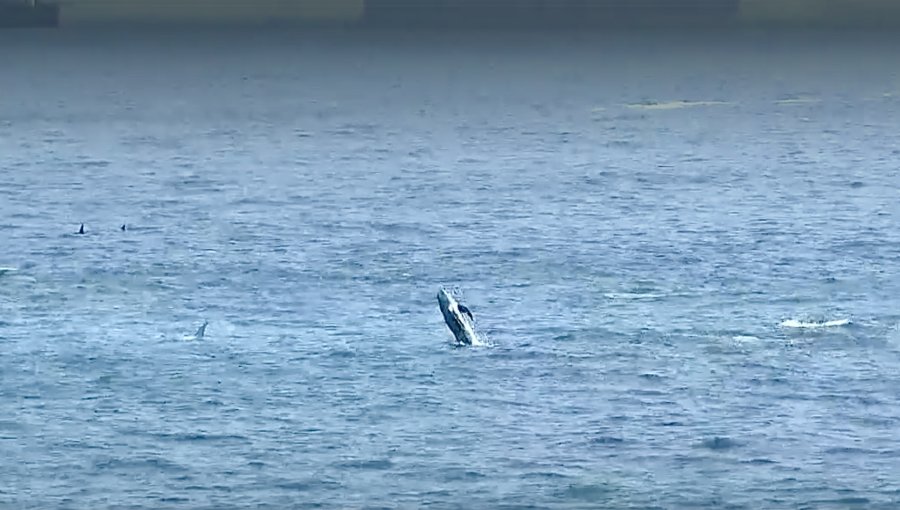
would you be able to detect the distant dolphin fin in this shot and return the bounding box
[195,320,208,338]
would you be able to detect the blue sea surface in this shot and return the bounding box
[2,29,900,509]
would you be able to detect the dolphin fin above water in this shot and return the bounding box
[184,320,209,341]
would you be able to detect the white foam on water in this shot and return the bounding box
[604,292,664,301]
[780,318,851,329]
[624,100,733,110]
[774,97,821,106]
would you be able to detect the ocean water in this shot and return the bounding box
[2,28,900,509]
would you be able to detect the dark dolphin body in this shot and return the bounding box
[437,288,479,346]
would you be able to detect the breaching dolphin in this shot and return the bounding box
[437,288,480,346]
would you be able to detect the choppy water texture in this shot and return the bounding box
[2,29,900,509]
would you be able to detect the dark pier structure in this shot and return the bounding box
[2,0,900,29]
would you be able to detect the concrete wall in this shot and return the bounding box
[362,0,739,28]
[55,0,364,26]
[3,0,900,29]
[0,2,58,27]
[740,0,900,27]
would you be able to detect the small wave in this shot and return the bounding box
[774,97,821,105]
[820,497,871,506]
[563,482,617,501]
[337,458,394,470]
[590,436,625,445]
[741,458,777,465]
[522,471,572,480]
[824,446,878,455]
[603,292,664,301]
[158,497,190,503]
[624,100,732,110]
[699,436,742,450]
[780,318,851,329]
[167,433,248,442]
[275,481,313,491]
